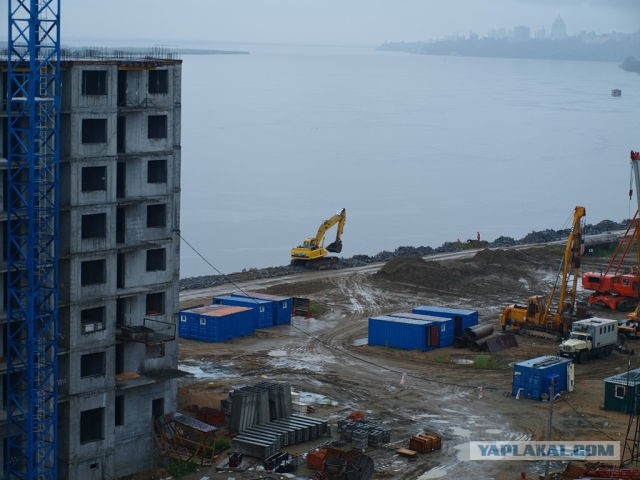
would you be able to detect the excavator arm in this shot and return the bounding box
[323,208,346,253]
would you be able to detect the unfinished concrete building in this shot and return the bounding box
[0,52,182,479]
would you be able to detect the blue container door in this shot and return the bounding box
[430,325,439,348]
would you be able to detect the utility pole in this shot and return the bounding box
[544,377,555,480]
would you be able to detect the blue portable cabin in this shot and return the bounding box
[368,315,433,351]
[213,295,274,328]
[179,304,255,342]
[394,312,455,347]
[512,356,573,400]
[412,305,479,338]
[232,291,292,325]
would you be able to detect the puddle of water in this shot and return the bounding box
[485,428,503,435]
[293,390,333,405]
[452,358,474,365]
[455,442,470,461]
[269,355,325,373]
[450,426,472,438]
[179,360,236,380]
[268,350,288,357]
[417,465,451,479]
[352,337,368,346]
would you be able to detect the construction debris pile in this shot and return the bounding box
[154,412,219,466]
[222,382,329,460]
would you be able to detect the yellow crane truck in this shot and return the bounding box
[499,205,586,337]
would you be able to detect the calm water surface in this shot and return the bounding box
[180,44,640,277]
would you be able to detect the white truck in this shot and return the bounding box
[559,317,618,362]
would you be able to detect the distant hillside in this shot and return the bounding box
[379,31,640,64]
[621,56,640,74]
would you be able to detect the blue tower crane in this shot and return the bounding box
[6,1,60,478]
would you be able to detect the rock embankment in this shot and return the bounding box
[179,218,627,291]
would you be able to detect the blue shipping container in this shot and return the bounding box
[232,291,292,325]
[412,305,479,338]
[512,356,572,400]
[179,305,255,342]
[368,315,433,351]
[392,312,454,347]
[213,295,274,328]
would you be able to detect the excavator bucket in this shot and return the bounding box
[326,240,342,253]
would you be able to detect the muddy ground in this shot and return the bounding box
[173,245,636,480]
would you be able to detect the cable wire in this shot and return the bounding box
[177,231,263,305]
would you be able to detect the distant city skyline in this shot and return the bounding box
[1,0,634,47]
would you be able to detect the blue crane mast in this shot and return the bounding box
[6,0,61,478]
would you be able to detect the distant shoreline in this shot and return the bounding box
[179,218,628,290]
[175,48,249,56]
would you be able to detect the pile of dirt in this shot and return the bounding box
[375,248,554,295]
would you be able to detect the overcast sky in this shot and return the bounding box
[47,0,640,46]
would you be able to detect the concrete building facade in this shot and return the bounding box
[0,53,182,479]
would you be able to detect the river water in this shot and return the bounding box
[179,43,640,277]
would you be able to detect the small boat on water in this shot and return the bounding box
[612,88,622,97]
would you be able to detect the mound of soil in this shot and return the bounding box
[375,248,552,295]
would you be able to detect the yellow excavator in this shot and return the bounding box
[291,208,346,267]
[499,205,586,337]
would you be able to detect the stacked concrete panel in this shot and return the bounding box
[226,383,329,459]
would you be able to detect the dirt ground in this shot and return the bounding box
[171,245,637,480]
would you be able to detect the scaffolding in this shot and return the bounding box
[6,1,61,479]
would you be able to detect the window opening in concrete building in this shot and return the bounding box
[116,297,134,328]
[146,343,165,359]
[81,259,106,286]
[115,395,125,426]
[146,248,166,272]
[117,70,127,106]
[116,162,125,198]
[146,292,165,315]
[81,118,107,144]
[81,306,105,334]
[117,253,125,289]
[81,352,105,377]
[115,344,124,375]
[147,203,166,228]
[117,116,126,153]
[116,299,125,328]
[147,159,167,184]
[116,207,125,243]
[80,407,104,443]
[152,397,164,419]
[82,70,108,95]
[81,213,106,239]
[81,166,106,192]
[147,115,167,139]
[148,70,168,94]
